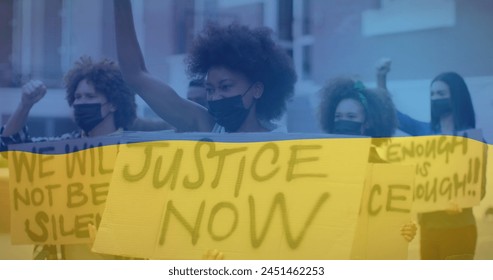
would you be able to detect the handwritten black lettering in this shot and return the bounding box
[368,184,382,216]
[249,192,329,249]
[38,147,55,178]
[65,145,87,178]
[207,202,238,241]
[123,143,169,182]
[67,182,88,208]
[386,185,411,213]
[159,200,206,245]
[24,211,49,243]
[153,149,183,189]
[90,182,109,206]
[12,149,37,183]
[286,145,327,182]
[251,142,280,182]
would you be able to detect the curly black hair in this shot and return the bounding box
[186,23,297,122]
[64,56,137,129]
[318,77,397,138]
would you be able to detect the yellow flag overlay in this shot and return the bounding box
[1,131,490,259]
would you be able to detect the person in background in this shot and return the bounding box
[113,0,296,133]
[318,77,417,243]
[376,59,487,259]
[1,56,137,259]
[1,56,136,146]
[318,77,396,139]
[186,78,208,109]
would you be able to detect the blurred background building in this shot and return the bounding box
[0,0,492,141]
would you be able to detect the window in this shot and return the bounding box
[9,0,63,87]
[173,0,195,54]
[293,0,314,81]
[0,0,14,87]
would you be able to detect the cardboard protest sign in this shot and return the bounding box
[351,163,414,260]
[93,134,371,260]
[7,137,120,245]
[383,131,486,212]
[0,168,10,233]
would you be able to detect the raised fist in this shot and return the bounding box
[376,58,392,76]
[21,80,47,108]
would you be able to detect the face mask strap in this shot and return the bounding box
[240,83,256,97]
[240,83,258,111]
[100,102,115,120]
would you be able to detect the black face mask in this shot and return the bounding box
[431,98,452,119]
[207,84,254,132]
[73,103,109,134]
[333,120,363,135]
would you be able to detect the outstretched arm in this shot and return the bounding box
[374,58,431,136]
[128,117,175,132]
[376,58,391,91]
[1,80,46,137]
[113,0,213,132]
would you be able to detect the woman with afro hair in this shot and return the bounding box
[318,77,397,138]
[113,0,296,133]
[0,56,137,259]
[1,56,137,146]
[317,78,417,245]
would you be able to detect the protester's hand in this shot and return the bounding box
[445,201,463,215]
[202,249,224,260]
[400,221,417,242]
[21,80,47,109]
[376,58,392,76]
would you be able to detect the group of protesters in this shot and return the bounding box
[0,0,487,260]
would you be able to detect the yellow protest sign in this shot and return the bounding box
[93,136,371,259]
[383,133,486,212]
[0,168,10,233]
[351,163,414,260]
[7,138,119,245]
